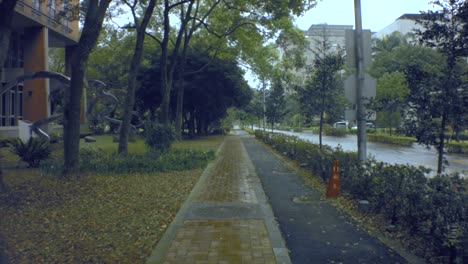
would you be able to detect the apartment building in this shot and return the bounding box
[292,24,353,85]
[375,14,423,39]
[1,0,79,137]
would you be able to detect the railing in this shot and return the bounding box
[15,0,74,36]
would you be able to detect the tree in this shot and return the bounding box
[241,88,264,129]
[415,0,468,174]
[374,71,410,135]
[296,27,345,149]
[151,0,317,128]
[63,0,112,175]
[117,0,158,155]
[373,31,408,53]
[137,48,251,136]
[265,78,286,131]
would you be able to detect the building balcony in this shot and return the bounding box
[13,0,79,47]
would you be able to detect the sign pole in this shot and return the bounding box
[354,0,367,161]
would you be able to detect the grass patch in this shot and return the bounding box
[172,135,224,152]
[0,134,225,262]
[80,135,148,154]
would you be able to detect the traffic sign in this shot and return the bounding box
[345,29,372,68]
[344,73,376,104]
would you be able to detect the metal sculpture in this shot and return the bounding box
[1,70,138,141]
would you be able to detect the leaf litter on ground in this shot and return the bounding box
[0,134,225,262]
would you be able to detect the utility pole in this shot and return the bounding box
[354,0,367,161]
[262,79,266,131]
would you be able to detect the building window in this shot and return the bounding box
[48,0,56,19]
[0,85,23,127]
[59,0,69,27]
[32,0,40,10]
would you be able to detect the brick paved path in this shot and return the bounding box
[147,133,290,264]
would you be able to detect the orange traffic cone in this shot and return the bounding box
[326,159,340,198]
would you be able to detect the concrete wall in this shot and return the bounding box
[18,120,32,141]
[0,127,19,138]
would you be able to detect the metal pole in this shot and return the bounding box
[262,79,266,131]
[354,0,367,161]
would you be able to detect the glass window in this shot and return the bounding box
[10,92,15,115]
[62,0,69,27]
[19,92,23,116]
[48,0,56,19]
[32,0,40,10]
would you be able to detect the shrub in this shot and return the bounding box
[40,147,215,175]
[446,141,468,154]
[367,134,414,147]
[324,127,348,137]
[49,133,61,144]
[11,137,51,167]
[0,138,14,148]
[254,130,468,262]
[144,122,175,154]
[243,128,255,135]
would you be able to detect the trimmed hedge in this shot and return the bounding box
[242,128,255,135]
[367,134,414,147]
[254,130,467,263]
[447,141,468,154]
[324,127,348,137]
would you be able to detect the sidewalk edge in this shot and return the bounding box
[240,136,292,264]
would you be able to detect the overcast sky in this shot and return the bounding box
[295,0,438,32]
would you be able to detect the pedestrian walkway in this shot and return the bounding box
[147,131,290,264]
[147,130,414,264]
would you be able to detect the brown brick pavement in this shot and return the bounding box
[148,134,289,264]
[163,220,275,264]
[195,135,257,203]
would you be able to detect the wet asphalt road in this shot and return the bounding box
[269,129,468,176]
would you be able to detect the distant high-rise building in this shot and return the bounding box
[288,24,352,84]
[375,14,423,39]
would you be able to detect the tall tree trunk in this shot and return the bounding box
[62,0,112,175]
[189,111,195,137]
[118,0,157,155]
[174,74,184,139]
[0,169,7,193]
[437,112,447,175]
[63,47,85,175]
[319,111,324,150]
[159,0,191,125]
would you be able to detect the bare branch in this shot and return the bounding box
[168,0,191,10]
[193,16,255,38]
[145,31,163,47]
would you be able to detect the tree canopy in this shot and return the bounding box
[138,48,252,136]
